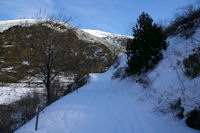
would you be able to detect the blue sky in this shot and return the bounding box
[0,0,198,35]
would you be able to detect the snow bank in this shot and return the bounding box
[147,29,200,113]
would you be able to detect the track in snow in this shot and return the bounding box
[16,56,196,133]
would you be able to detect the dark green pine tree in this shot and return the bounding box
[126,12,167,76]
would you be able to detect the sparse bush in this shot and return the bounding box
[51,79,66,102]
[183,48,200,78]
[169,98,184,119]
[112,58,120,69]
[112,67,124,79]
[136,76,151,88]
[165,4,200,38]
[66,75,89,94]
[156,98,184,119]
[0,93,42,132]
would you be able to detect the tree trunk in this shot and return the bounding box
[46,62,51,106]
[46,82,51,106]
[35,106,40,131]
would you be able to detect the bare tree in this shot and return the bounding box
[24,13,73,105]
[33,9,72,25]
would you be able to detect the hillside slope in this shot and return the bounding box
[16,29,200,132]
[82,29,132,53]
[0,19,132,132]
[0,19,131,105]
[0,19,130,56]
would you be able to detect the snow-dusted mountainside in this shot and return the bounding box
[83,29,130,38]
[16,29,200,132]
[0,19,43,32]
[0,19,129,56]
[0,20,131,56]
[0,19,131,105]
[82,29,132,45]
[82,29,132,53]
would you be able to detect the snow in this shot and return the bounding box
[16,28,200,133]
[0,19,73,33]
[0,76,74,105]
[1,19,200,132]
[82,29,133,56]
[82,29,131,38]
[0,19,42,32]
[0,83,43,104]
[146,29,200,113]
[16,53,199,133]
[75,29,126,56]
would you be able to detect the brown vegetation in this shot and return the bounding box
[0,93,41,133]
[164,5,200,38]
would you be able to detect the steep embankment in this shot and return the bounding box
[16,29,200,132]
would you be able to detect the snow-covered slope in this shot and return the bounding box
[15,56,197,133]
[16,29,200,132]
[82,29,132,53]
[82,29,132,40]
[75,29,126,56]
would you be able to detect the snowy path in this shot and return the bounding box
[16,57,198,133]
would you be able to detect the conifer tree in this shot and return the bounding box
[126,12,167,76]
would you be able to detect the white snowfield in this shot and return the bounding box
[16,26,200,133]
[82,29,132,39]
[15,55,198,133]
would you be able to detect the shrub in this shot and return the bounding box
[186,109,200,130]
[51,79,66,102]
[169,98,184,119]
[183,48,200,78]
[136,76,151,88]
[165,5,200,38]
[155,98,184,119]
[112,67,128,79]
[0,93,41,132]
[66,75,89,94]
